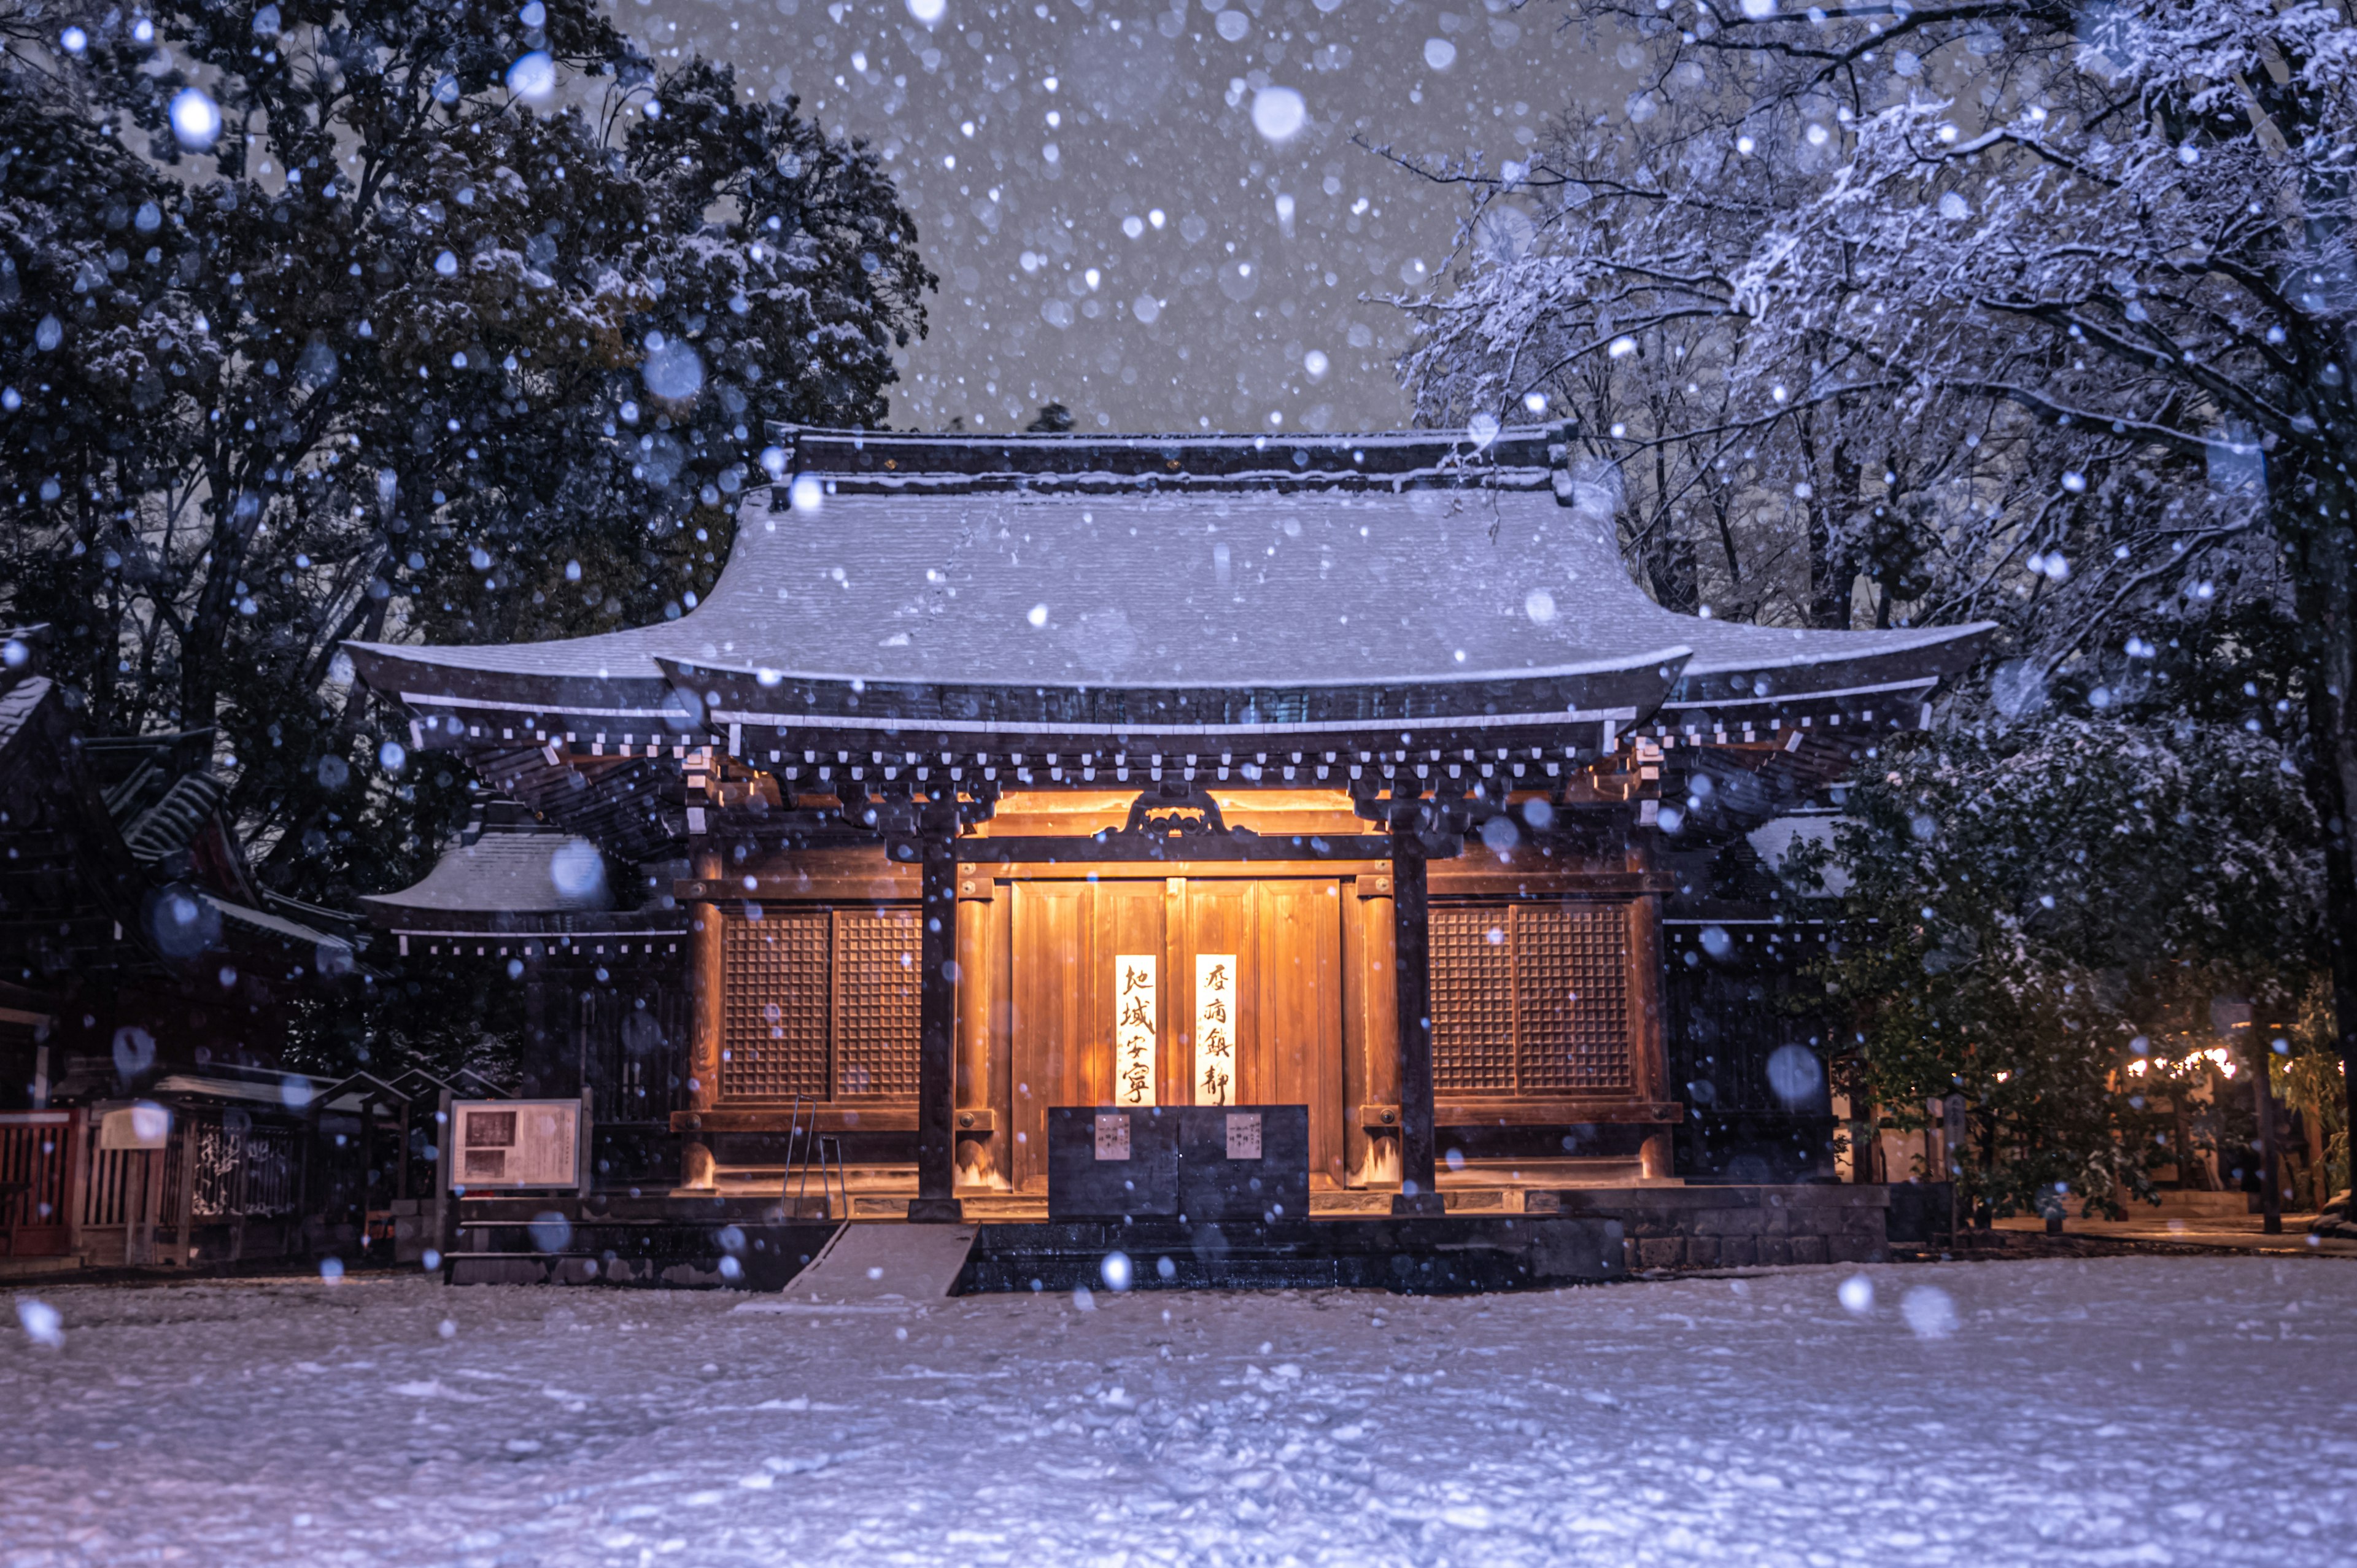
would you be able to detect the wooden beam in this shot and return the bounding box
[1426,868,1676,897]
[955,833,1399,864]
[1434,1099,1685,1127]
[959,857,1393,882]
[670,1106,919,1133]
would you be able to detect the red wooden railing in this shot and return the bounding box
[0,1110,77,1257]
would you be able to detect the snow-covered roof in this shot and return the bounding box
[0,673,53,768]
[148,1072,365,1114]
[346,427,1991,760]
[1745,815,1851,897]
[198,892,358,962]
[360,824,614,918]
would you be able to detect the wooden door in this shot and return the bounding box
[1009,881,1096,1194]
[1007,873,1345,1193]
[1250,881,1345,1188]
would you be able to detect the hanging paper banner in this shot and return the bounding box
[1113,954,1158,1106]
[1194,953,1237,1106]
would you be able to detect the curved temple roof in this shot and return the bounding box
[359,824,614,919]
[347,427,1991,766]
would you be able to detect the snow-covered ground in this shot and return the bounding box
[4,1256,2349,1566]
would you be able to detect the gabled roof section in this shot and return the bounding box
[360,816,615,921]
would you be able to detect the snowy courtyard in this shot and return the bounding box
[4,1256,2349,1566]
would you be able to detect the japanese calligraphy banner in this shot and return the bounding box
[1112,954,1158,1107]
[1194,953,1237,1106]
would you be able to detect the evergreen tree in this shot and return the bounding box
[1796,718,2324,1215]
[0,0,932,911]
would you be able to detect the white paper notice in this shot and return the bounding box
[1225,1111,1263,1161]
[1194,954,1237,1105]
[1094,1111,1131,1161]
[1113,954,1158,1106]
[452,1100,578,1188]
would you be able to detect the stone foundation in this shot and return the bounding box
[1530,1184,1891,1268]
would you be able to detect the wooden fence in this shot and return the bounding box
[0,1110,76,1257]
[1,1107,309,1267]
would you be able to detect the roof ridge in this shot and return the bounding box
[770,422,1569,485]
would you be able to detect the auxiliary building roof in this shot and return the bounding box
[359,801,617,924]
[347,427,1990,755]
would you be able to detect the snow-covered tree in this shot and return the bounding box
[1403,0,2357,1138]
[0,0,931,906]
[1794,717,2324,1215]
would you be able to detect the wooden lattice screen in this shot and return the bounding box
[719,908,918,1102]
[832,910,921,1099]
[188,1121,298,1219]
[722,911,830,1099]
[1433,903,1633,1095]
[1432,909,1516,1092]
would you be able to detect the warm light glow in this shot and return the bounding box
[2124,1045,2235,1079]
[973,786,1363,840]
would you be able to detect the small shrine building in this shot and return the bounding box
[349,427,1989,1225]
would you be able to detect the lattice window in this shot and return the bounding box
[722,911,830,1099]
[241,1127,297,1216]
[718,907,918,1102]
[190,1122,298,1218]
[191,1121,238,1219]
[834,910,920,1099]
[1432,907,1514,1091]
[1431,902,1634,1096]
[1514,905,1633,1092]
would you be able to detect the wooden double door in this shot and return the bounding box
[1004,872,1353,1193]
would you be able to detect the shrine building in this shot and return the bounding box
[348,427,1989,1247]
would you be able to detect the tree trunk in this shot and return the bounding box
[177,457,249,736]
[1645,517,1700,615]
[1796,407,1860,630]
[2293,485,2357,1192]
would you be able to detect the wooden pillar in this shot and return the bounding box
[1630,889,1674,1181]
[1390,822,1445,1217]
[908,801,964,1222]
[522,971,549,1097]
[1350,872,1401,1188]
[683,874,722,1192]
[63,1107,88,1263]
[432,1088,455,1270]
[953,862,1000,1190]
[172,1111,199,1266]
[131,1138,167,1266]
[2253,1036,2283,1235]
[395,1097,411,1204]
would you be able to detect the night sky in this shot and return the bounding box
[627,0,1617,433]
